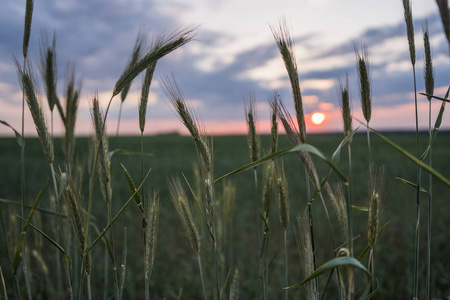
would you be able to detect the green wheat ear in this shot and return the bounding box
[113,26,197,97]
[244,92,260,165]
[355,45,371,124]
[23,0,34,59]
[423,22,434,101]
[145,191,160,281]
[14,59,54,164]
[271,18,306,143]
[90,96,112,204]
[402,0,416,65]
[338,75,352,140]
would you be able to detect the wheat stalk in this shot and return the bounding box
[161,76,212,172]
[90,96,112,204]
[270,19,306,143]
[338,75,352,141]
[144,191,160,281]
[39,31,57,112]
[63,66,81,163]
[60,168,91,276]
[270,93,279,155]
[245,92,260,165]
[23,0,34,59]
[297,209,317,300]
[168,176,200,254]
[139,62,157,133]
[15,60,54,164]
[435,0,450,44]
[403,0,416,65]
[423,22,435,300]
[113,27,196,97]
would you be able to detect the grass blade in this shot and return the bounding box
[357,120,450,187]
[18,216,66,256]
[120,163,145,217]
[285,257,370,289]
[395,177,429,193]
[0,120,24,146]
[331,128,358,164]
[215,144,348,185]
[86,168,151,253]
[12,180,47,275]
[420,92,450,103]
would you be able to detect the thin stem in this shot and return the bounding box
[144,276,149,300]
[412,64,421,300]
[87,274,92,300]
[197,254,207,300]
[426,98,432,300]
[260,218,268,300]
[107,202,120,300]
[366,122,371,162]
[103,247,109,300]
[344,183,354,300]
[116,101,123,137]
[20,57,32,300]
[141,132,145,208]
[284,230,288,300]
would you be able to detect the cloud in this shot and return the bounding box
[0,1,448,137]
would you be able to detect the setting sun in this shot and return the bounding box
[311,112,326,125]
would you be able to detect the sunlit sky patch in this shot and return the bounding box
[0,0,448,136]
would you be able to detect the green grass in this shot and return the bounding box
[1,132,450,299]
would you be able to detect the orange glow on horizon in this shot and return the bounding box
[311,112,326,125]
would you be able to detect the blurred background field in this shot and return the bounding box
[1,132,449,299]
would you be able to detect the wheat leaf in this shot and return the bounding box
[214,144,347,185]
[285,257,370,289]
[395,177,429,193]
[0,120,24,147]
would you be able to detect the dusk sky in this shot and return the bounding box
[0,0,449,137]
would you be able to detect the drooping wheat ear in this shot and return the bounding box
[326,183,348,243]
[355,45,372,124]
[90,96,112,203]
[435,0,450,43]
[145,191,160,281]
[113,26,197,97]
[338,75,352,140]
[277,101,320,189]
[39,31,57,111]
[276,164,289,231]
[297,209,317,300]
[23,0,34,59]
[63,66,81,162]
[168,176,200,254]
[139,61,157,133]
[229,268,240,300]
[403,0,416,65]
[270,19,306,143]
[423,23,434,101]
[121,32,145,103]
[261,162,274,217]
[277,100,301,144]
[367,166,385,247]
[270,93,279,155]
[161,76,212,172]
[245,92,260,164]
[60,168,91,275]
[15,59,54,163]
